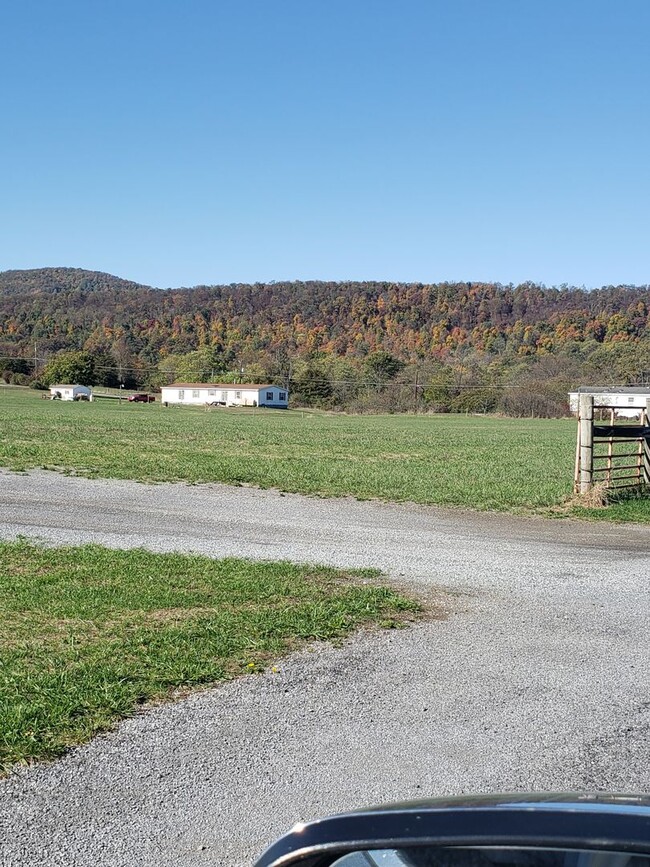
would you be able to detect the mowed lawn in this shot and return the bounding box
[1,387,648,521]
[0,540,419,770]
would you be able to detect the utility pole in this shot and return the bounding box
[413,369,419,414]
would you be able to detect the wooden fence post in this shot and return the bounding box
[644,399,650,486]
[579,394,594,494]
[573,417,581,493]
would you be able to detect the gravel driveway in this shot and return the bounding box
[1,469,649,867]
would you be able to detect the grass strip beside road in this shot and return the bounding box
[0,540,420,771]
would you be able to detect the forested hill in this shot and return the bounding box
[0,268,153,298]
[2,267,648,362]
[1,268,649,414]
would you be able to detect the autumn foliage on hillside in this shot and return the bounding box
[1,268,649,415]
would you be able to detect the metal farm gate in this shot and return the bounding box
[574,394,650,494]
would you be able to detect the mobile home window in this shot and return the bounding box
[192,390,200,398]
[235,390,241,399]
[266,391,273,400]
[628,396,635,403]
[279,392,286,401]
[208,389,216,397]
[178,389,185,399]
[221,391,227,402]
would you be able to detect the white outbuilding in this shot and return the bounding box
[568,386,650,418]
[49,384,93,401]
[160,383,289,408]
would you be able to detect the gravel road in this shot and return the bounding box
[1,469,649,867]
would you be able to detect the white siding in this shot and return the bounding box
[259,386,288,407]
[568,391,650,417]
[160,387,259,406]
[50,385,92,401]
[160,385,289,407]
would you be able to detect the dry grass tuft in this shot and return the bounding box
[552,482,610,515]
[573,482,610,508]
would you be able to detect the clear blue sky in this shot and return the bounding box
[1,0,649,289]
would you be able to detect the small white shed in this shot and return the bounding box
[568,386,650,418]
[160,383,289,408]
[49,384,93,401]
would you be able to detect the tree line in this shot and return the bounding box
[1,268,649,415]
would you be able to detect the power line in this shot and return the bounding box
[1,357,646,390]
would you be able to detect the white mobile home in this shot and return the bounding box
[160,383,289,408]
[49,384,93,401]
[568,386,650,418]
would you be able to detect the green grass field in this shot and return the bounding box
[0,539,419,770]
[1,387,648,521]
